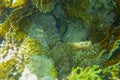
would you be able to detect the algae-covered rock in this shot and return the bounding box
[47,42,101,79]
[20,55,57,80]
[0,0,28,8]
[87,0,115,43]
[0,59,16,80]
[32,0,56,13]
[0,36,23,80]
[29,14,59,49]
[63,20,87,42]
[103,62,120,80]
[0,7,33,42]
[70,42,108,68]
[68,62,120,80]
[10,0,28,8]
[20,37,47,55]
[61,0,92,26]
[89,0,115,26]
[0,29,51,80]
[68,65,102,80]
[0,0,120,80]
[0,0,11,8]
[47,44,73,79]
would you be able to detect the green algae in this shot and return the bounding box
[0,0,120,80]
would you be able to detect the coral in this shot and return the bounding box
[60,0,115,43]
[0,59,15,80]
[47,44,73,80]
[0,0,11,8]
[0,7,33,42]
[89,0,115,26]
[68,65,102,80]
[100,62,120,80]
[29,14,59,49]
[112,0,120,27]
[87,19,107,43]
[0,26,51,80]
[71,43,103,68]
[20,55,57,80]
[61,0,92,26]
[99,26,120,67]
[10,0,28,8]
[0,31,25,80]
[68,62,120,80]
[107,40,120,59]
[19,66,38,80]
[68,41,92,49]
[100,27,120,50]
[32,0,56,13]
[0,0,120,80]
[102,40,120,67]
[20,37,47,56]
[47,42,102,79]
[87,0,115,43]
[100,28,115,49]
[0,0,29,8]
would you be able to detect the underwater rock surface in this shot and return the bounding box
[0,0,120,80]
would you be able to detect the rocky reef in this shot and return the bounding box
[0,0,120,80]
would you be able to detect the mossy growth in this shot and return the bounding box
[102,26,120,49]
[100,62,120,80]
[10,0,28,8]
[0,7,33,42]
[47,42,102,79]
[20,37,47,56]
[61,0,92,26]
[87,18,107,43]
[103,40,120,68]
[0,59,15,80]
[68,65,102,80]
[97,26,120,68]
[0,0,11,8]
[67,63,120,80]
[47,43,76,79]
[26,55,57,80]
[32,0,56,13]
